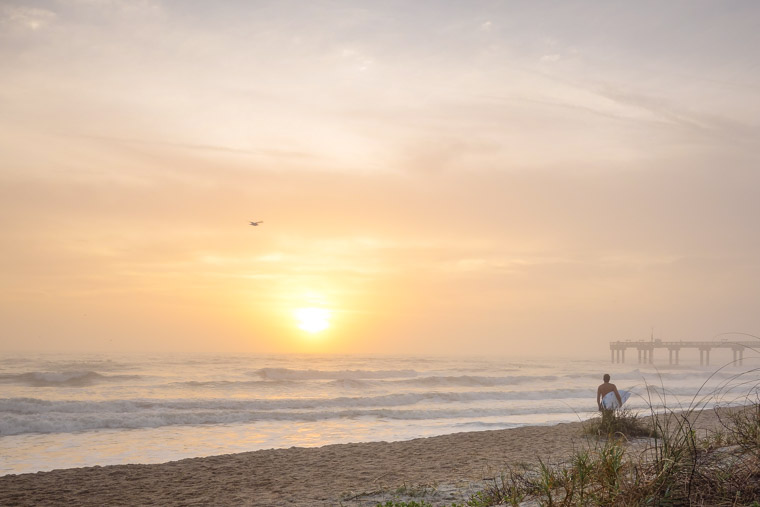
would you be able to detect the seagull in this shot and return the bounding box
[249,221,263,226]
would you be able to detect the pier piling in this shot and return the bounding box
[610,339,753,365]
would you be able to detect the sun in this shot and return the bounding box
[293,307,331,333]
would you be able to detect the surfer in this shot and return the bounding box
[597,374,622,417]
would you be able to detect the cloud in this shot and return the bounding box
[0,5,57,31]
[593,85,759,142]
[54,0,161,14]
[338,47,374,72]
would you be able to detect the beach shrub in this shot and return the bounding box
[582,407,653,439]
[465,467,534,507]
[374,501,469,507]
[718,402,760,458]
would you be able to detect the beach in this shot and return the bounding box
[0,408,727,506]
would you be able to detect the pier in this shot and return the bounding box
[609,339,756,365]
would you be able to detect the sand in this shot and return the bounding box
[0,409,727,506]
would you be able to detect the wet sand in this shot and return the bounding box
[0,409,726,506]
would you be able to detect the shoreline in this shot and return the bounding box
[0,407,728,506]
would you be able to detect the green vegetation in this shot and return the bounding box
[375,501,434,507]
[374,501,468,507]
[582,407,654,439]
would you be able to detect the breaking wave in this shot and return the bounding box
[252,368,419,380]
[0,371,141,387]
[0,393,592,436]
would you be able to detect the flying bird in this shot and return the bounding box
[249,221,263,226]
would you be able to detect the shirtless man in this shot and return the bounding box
[596,373,622,411]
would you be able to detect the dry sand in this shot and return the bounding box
[0,409,727,506]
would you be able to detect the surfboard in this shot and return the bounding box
[602,389,631,410]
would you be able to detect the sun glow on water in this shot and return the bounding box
[293,307,331,333]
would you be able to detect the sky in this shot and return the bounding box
[1,0,760,357]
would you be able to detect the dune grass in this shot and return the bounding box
[582,407,654,439]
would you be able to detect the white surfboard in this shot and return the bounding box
[602,389,631,410]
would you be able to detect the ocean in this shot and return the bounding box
[1,353,756,476]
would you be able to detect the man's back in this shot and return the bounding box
[597,382,617,399]
[597,374,622,410]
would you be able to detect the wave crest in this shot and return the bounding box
[252,368,419,381]
[0,371,141,387]
[0,395,589,436]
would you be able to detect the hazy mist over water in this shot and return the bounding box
[2,352,757,475]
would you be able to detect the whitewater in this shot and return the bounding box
[1,353,755,475]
